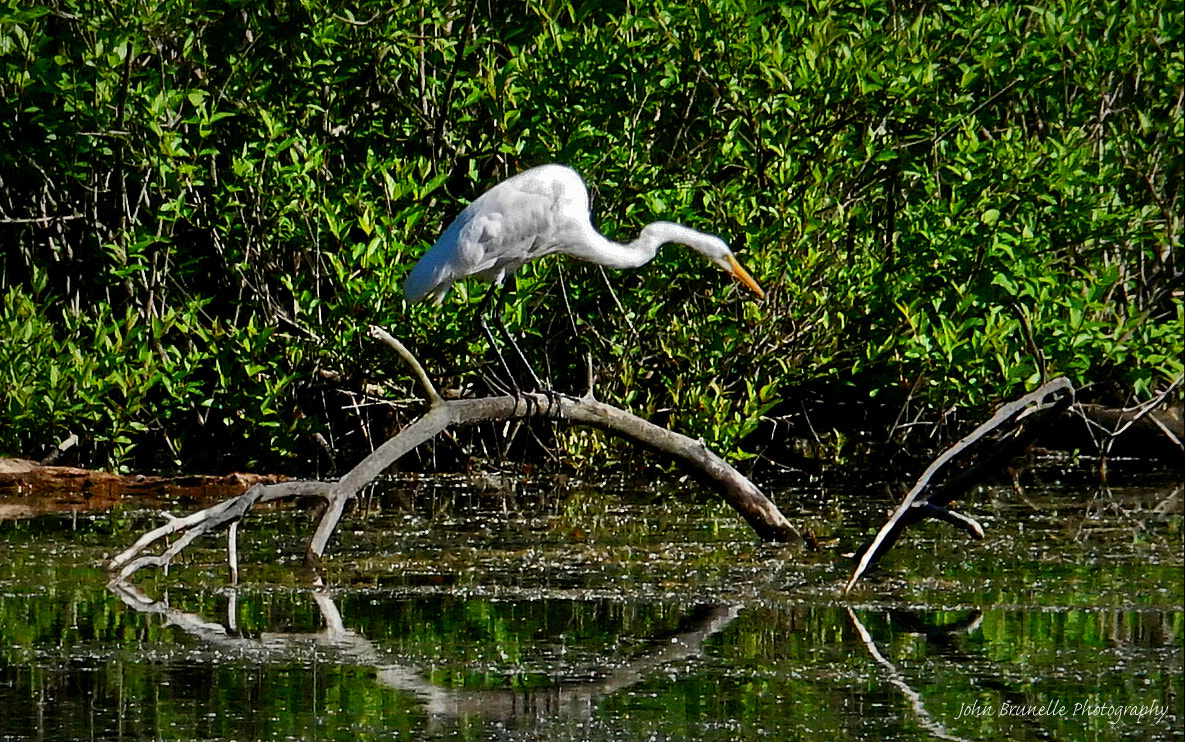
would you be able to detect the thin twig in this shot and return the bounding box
[1075,376,1182,442]
[368,325,444,406]
[0,213,83,223]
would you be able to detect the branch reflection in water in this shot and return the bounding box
[109,582,740,723]
[847,607,981,742]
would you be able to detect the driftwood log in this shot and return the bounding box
[108,326,800,584]
[0,462,285,519]
[845,376,1076,592]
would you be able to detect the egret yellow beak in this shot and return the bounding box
[726,254,766,299]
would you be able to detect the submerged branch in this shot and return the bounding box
[845,377,1075,592]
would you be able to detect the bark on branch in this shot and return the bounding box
[844,377,1076,592]
[109,326,800,584]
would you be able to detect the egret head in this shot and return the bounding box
[718,251,765,299]
[637,222,766,299]
[696,235,765,300]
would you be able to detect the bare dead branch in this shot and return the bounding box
[0,213,84,224]
[845,377,1075,593]
[368,325,443,406]
[108,328,799,585]
[1073,375,1183,452]
[107,480,335,583]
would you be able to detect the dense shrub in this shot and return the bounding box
[1,0,1180,472]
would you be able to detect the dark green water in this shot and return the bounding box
[1,469,1181,741]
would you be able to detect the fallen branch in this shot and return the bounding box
[109,326,800,584]
[845,377,1075,592]
[107,480,336,583]
[1073,376,1184,460]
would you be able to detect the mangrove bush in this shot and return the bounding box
[1,0,1180,472]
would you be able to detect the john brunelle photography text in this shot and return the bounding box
[955,697,1173,726]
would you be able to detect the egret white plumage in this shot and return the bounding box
[404,164,764,303]
[403,164,764,388]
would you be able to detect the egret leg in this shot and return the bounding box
[478,287,521,397]
[479,281,547,393]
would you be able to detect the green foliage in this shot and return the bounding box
[1,0,1180,471]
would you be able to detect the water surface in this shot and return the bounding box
[1,468,1181,741]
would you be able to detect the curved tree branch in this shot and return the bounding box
[108,326,800,584]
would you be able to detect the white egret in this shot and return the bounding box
[404,163,764,303]
[402,163,765,388]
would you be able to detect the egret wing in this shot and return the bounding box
[402,165,590,302]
